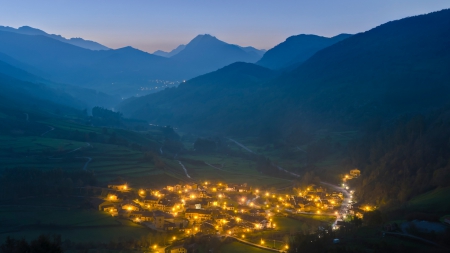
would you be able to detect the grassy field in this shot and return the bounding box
[0,222,150,243]
[0,198,151,243]
[406,187,450,215]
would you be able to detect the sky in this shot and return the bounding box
[1,0,449,53]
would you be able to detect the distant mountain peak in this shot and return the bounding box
[0,25,110,51]
[153,44,186,58]
[189,34,222,45]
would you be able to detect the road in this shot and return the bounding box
[228,236,284,252]
[177,160,191,178]
[228,138,300,178]
[321,181,351,227]
[273,164,300,178]
[204,162,228,172]
[227,138,255,154]
[41,125,55,136]
[77,157,93,171]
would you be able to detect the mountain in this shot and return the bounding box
[119,9,450,136]
[238,46,266,58]
[256,34,352,69]
[0,56,119,109]
[153,45,186,57]
[0,30,170,96]
[168,34,265,78]
[0,60,85,109]
[119,62,277,132]
[0,26,110,51]
[0,31,268,97]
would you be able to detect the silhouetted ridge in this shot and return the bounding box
[120,9,450,136]
[257,33,352,69]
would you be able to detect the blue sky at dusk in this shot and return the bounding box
[1,0,449,53]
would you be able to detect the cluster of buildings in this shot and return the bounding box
[92,179,274,235]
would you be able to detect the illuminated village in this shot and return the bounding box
[89,169,373,252]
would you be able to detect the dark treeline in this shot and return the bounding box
[348,107,450,209]
[287,217,450,253]
[0,233,184,253]
[0,168,96,201]
[0,235,63,253]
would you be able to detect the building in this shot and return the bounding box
[108,179,129,191]
[185,209,212,223]
[122,201,140,211]
[142,195,159,208]
[169,245,187,253]
[130,211,154,222]
[350,169,361,177]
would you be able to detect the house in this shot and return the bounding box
[142,195,159,207]
[169,245,187,253]
[241,214,269,229]
[226,184,237,191]
[185,209,212,223]
[201,222,217,234]
[164,221,177,231]
[185,183,198,191]
[350,169,361,177]
[249,209,266,216]
[108,179,129,191]
[106,193,120,202]
[151,210,175,230]
[95,200,118,215]
[122,201,140,211]
[237,206,251,213]
[130,211,154,222]
[225,205,235,211]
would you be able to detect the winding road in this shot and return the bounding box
[48,143,93,171]
[177,160,191,178]
[77,157,93,171]
[228,138,300,178]
[227,138,255,154]
[41,126,55,136]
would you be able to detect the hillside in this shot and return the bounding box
[119,62,277,133]
[169,35,264,78]
[0,31,266,97]
[153,44,186,57]
[120,9,450,138]
[256,34,352,69]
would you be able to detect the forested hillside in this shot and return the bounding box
[348,107,450,210]
[120,9,450,139]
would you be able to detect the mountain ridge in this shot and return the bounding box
[0,25,110,51]
[257,33,352,69]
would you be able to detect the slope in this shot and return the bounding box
[256,34,352,70]
[0,25,110,50]
[119,62,277,133]
[169,35,264,78]
[119,9,450,137]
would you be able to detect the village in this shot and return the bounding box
[92,169,363,252]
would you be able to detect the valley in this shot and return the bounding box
[1,4,450,253]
